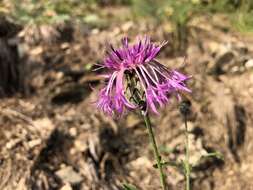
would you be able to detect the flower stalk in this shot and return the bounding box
[179,100,192,190]
[184,114,190,190]
[143,112,166,190]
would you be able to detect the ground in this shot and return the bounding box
[0,9,253,190]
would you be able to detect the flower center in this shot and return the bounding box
[124,70,146,109]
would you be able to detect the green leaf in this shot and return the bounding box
[122,183,138,190]
[201,151,224,161]
[182,160,192,174]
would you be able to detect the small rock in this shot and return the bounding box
[19,100,35,111]
[69,127,77,137]
[60,183,72,190]
[70,148,77,155]
[231,66,239,73]
[216,51,234,66]
[210,51,235,75]
[208,41,220,55]
[55,166,83,185]
[30,46,43,55]
[74,139,87,152]
[28,139,42,149]
[245,59,253,68]
[33,118,55,131]
[60,42,70,50]
[6,139,21,149]
[128,157,153,168]
[55,72,64,80]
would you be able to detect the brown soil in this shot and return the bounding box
[0,10,253,190]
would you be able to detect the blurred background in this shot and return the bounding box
[0,0,253,190]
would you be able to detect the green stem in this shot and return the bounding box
[184,115,190,190]
[142,113,166,190]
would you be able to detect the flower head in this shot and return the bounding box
[96,36,190,116]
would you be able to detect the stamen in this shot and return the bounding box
[92,66,105,71]
[106,71,117,94]
[151,65,170,80]
[134,68,147,91]
[138,66,151,87]
[140,65,159,86]
[148,65,160,82]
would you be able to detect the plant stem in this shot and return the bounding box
[142,112,166,190]
[184,115,190,190]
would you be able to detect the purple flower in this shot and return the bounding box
[96,36,191,116]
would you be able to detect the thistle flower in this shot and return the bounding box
[96,36,190,116]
